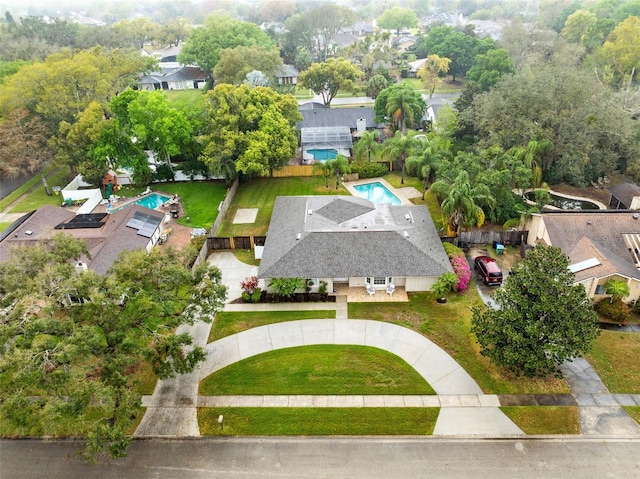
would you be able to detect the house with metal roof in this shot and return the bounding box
[259,196,452,294]
[526,210,640,303]
[139,65,209,91]
[0,204,163,274]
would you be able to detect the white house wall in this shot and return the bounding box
[405,276,436,292]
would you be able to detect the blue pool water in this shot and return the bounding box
[353,182,401,205]
[112,193,171,213]
[307,149,338,161]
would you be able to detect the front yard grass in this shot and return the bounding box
[208,311,336,342]
[348,290,569,395]
[200,345,436,395]
[585,331,640,394]
[501,406,580,434]
[9,167,73,213]
[216,176,349,237]
[156,180,227,228]
[623,406,640,425]
[199,407,439,435]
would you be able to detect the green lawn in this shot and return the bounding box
[623,406,640,425]
[232,249,260,266]
[501,406,580,434]
[586,331,640,393]
[216,176,349,236]
[348,291,569,395]
[200,345,436,395]
[0,222,10,233]
[208,311,336,342]
[199,407,439,435]
[154,181,227,228]
[9,168,74,213]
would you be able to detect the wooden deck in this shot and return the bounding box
[331,284,409,302]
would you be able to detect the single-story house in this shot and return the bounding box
[608,182,640,210]
[407,58,428,77]
[139,66,209,91]
[275,65,299,85]
[526,210,640,303]
[298,106,386,163]
[0,204,163,274]
[259,196,453,293]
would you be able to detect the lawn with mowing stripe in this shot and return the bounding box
[209,311,336,342]
[199,407,439,435]
[348,291,569,395]
[200,345,436,395]
[216,176,349,237]
[155,181,227,228]
[501,406,580,434]
[586,331,640,394]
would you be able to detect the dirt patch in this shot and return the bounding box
[468,245,521,271]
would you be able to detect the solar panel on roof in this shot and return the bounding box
[126,211,161,237]
[55,213,107,229]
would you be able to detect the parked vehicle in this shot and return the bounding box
[474,255,503,286]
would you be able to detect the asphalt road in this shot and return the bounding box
[2,437,639,478]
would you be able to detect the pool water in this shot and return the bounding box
[524,190,600,210]
[112,193,172,213]
[353,182,401,205]
[307,149,338,161]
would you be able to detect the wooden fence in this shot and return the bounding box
[272,165,321,177]
[208,235,266,251]
[443,230,528,248]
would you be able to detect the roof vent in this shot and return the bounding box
[587,221,592,225]
[404,231,409,238]
[634,213,639,219]
[296,233,301,240]
[25,230,33,235]
[75,261,88,274]
[308,209,313,215]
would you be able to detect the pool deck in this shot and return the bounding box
[343,177,421,206]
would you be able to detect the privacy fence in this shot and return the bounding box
[443,230,528,248]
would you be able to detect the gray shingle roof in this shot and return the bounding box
[259,196,452,279]
[608,183,640,209]
[298,107,381,130]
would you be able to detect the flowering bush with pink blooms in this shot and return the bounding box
[443,243,471,291]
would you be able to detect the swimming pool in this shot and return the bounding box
[307,149,338,161]
[353,182,401,205]
[111,193,172,213]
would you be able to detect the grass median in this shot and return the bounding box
[200,345,436,395]
[199,407,439,435]
[586,330,640,394]
[501,406,580,434]
[208,311,336,342]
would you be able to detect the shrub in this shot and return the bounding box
[442,242,470,291]
[269,277,306,299]
[349,161,389,179]
[240,276,259,295]
[594,298,630,323]
[250,288,262,303]
[432,272,459,298]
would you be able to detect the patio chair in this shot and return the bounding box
[386,283,395,296]
[366,284,375,296]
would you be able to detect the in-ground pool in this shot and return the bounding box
[111,193,172,213]
[353,182,401,205]
[307,149,338,161]
[524,190,600,210]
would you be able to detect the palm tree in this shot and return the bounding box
[208,156,237,186]
[383,131,420,184]
[429,170,495,236]
[353,130,380,162]
[325,154,350,189]
[406,136,452,199]
[385,88,422,135]
[604,279,630,303]
[508,139,553,188]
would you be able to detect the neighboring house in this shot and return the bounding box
[608,182,640,210]
[275,65,299,85]
[298,106,386,163]
[139,65,209,91]
[259,196,453,293]
[407,57,427,77]
[526,211,640,303]
[340,22,376,38]
[0,204,163,274]
[395,35,417,53]
[144,44,182,65]
[330,33,360,51]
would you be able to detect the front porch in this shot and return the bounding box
[331,284,409,302]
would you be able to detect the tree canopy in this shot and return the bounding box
[199,84,301,178]
[471,244,600,377]
[374,83,426,130]
[213,46,283,85]
[298,58,363,106]
[0,235,227,457]
[376,7,419,32]
[178,14,276,73]
[413,26,478,80]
